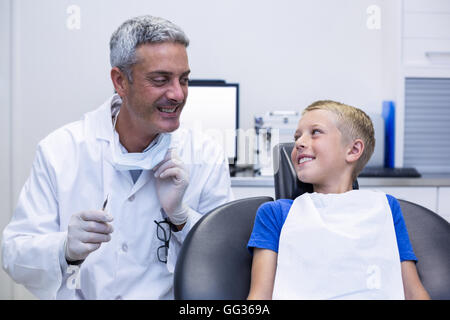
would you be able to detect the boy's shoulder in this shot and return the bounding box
[385,193,398,203]
[257,199,294,227]
[259,198,294,213]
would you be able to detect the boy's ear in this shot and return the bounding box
[346,139,364,164]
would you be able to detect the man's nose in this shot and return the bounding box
[166,80,186,102]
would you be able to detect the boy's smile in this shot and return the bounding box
[296,154,316,166]
[291,109,354,193]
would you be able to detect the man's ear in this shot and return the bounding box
[110,67,129,98]
[346,139,364,164]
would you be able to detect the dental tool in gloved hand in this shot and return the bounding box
[102,194,109,211]
[64,194,114,263]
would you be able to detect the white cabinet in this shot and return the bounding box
[360,186,437,213]
[403,1,450,67]
[403,38,450,66]
[404,12,450,39]
[403,0,450,13]
[232,187,275,200]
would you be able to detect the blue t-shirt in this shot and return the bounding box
[248,194,417,262]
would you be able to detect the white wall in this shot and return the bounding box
[2,0,401,299]
[9,0,402,187]
[0,0,13,300]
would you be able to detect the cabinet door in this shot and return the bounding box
[231,187,275,200]
[404,12,450,39]
[437,187,450,222]
[403,38,450,66]
[360,186,437,213]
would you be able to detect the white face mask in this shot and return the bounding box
[110,109,172,171]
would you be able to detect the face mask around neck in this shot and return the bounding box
[110,109,172,171]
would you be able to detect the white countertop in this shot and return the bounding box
[231,174,450,187]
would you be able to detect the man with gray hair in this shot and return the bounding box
[2,15,233,299]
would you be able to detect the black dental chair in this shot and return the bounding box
[174,196,273,299]
[273,142,450,300]
[173,142,450,300]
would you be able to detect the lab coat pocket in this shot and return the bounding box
[13,264,49,289]
[12,264,60,299]
[148,235,162,264]
[166,239,181,274]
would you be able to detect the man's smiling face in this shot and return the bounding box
[124,42,190,134]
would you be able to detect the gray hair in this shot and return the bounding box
[109,15,189,82]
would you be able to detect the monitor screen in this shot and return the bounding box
[180,82,239,163]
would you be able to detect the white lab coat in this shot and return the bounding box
[2,95,234,299]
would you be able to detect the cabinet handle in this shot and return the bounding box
[425,51,450,60]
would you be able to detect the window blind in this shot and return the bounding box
[404,77,450,173]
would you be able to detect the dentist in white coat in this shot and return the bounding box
[2,15,233,299]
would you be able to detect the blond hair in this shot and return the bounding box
[303,100,375,181]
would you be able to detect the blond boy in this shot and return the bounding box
[247,100,430,300]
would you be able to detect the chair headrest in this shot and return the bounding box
[273,142,359,200]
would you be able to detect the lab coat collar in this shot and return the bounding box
[83,94,117,143]
[92,95,144,195]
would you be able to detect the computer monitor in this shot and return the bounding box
[180,81,239,164]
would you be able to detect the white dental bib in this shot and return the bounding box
[272,190,404,300]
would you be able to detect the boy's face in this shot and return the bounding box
[291,109,352,191]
